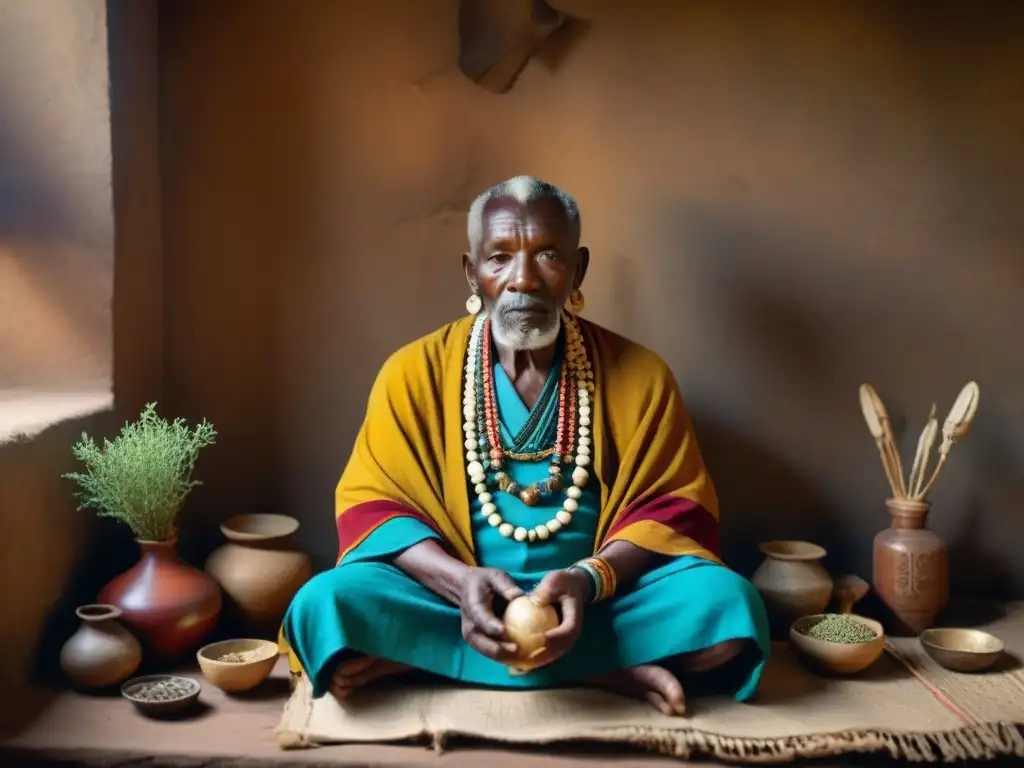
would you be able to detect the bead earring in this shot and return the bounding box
[565,288,585,315]
[466,293,483,315]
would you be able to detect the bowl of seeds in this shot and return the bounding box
[790,613,885,675]
[197,638,280,692]
[120,674,201,716]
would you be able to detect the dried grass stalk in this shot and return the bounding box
[917,382,980,499]
[859,384,903,498]
[908,403,938,498]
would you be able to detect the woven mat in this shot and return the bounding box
[276,634,1024,763]
[885,602,1024,728]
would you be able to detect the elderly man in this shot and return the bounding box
[281,176,769,715]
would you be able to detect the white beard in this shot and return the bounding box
[490,310,561,351]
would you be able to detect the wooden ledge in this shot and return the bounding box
[0,389,112,445]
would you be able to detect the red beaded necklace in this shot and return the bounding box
[479,317,575,505]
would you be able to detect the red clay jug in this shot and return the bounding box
[872,498,948,636]
[98,538,221,662]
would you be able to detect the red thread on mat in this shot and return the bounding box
[884,643,974,726]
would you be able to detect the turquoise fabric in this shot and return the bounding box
[283,354,771,701]
[496,332,562,454]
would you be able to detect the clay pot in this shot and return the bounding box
[204,514,313,635]
[872,498,948,636]
[59,604,142,689]
[98,538,221,662]
[751,540,834,635]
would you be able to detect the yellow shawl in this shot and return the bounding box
[334,316,720,565]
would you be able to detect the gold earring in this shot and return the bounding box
[466,293,482,315]
[565,288,585,315]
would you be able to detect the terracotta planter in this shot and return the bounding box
[204,514,313,636]
[872,498,948,636]
[59,604,142,689]
[751,540,834,636]
[98,538,221,662]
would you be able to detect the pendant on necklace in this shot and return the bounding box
[518,487,541,506]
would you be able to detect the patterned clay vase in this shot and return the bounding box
[99,538,222,662]
[872,498,948,636]
[204,514,313,636]
[59,604,142,689]
[751,540,834,637]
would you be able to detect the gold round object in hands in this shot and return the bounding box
[503,595,558,669]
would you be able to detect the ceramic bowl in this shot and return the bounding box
[196,638,280,692]
[919,628,1005,673]
[121,674,201,716]
[790,614,886,675]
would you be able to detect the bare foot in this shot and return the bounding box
[676,638,745,675]
[586,664,686,716]
[330,655,412,699]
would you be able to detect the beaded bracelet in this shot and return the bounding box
[569,555,617,602]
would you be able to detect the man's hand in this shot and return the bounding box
[458,567,524,664]
[517,567,591,671]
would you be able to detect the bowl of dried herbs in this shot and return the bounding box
[790,613,885,674]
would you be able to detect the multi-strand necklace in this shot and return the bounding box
[463,311,595,544]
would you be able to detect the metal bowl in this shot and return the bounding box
[120,674,201,717]
[919,628,1005,673]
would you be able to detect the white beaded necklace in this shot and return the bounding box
[463,311,595,544]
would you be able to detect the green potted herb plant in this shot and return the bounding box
[64,403,222,661]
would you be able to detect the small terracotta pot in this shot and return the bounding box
[751,540,834,636]
[59,604,142,689]
[204,514,313,635]
[872,498,948,636]
[99,538,222,662]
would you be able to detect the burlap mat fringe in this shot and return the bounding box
[280,715,1024,763]
[448,722,1024,763]
[277,671,318,751]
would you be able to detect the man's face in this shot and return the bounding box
[464,196,587,350]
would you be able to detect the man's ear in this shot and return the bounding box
[574,246,590,288]
[462,252,478,292]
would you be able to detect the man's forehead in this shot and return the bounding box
[481,196,569,240]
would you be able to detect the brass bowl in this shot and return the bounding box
[197,638,280,692]
[919,628,1005,673]
[790,614,886,675]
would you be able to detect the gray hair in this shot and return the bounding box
[466,175,580,254]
